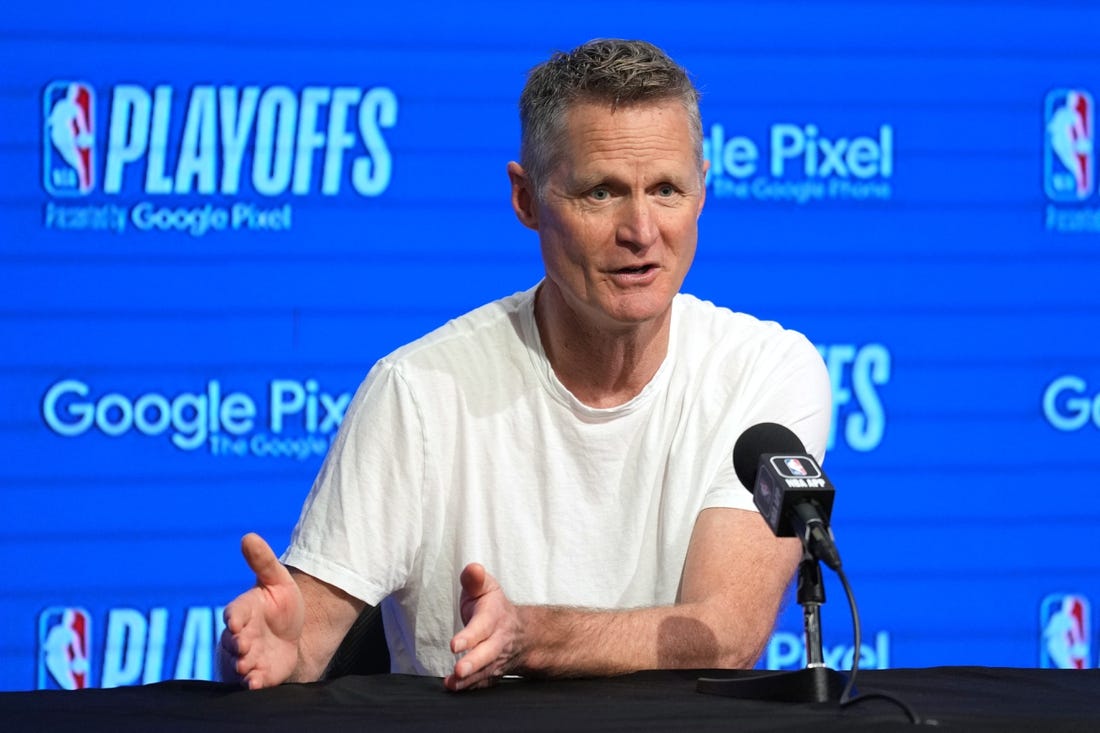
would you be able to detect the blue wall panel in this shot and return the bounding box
[2,0,1098,690]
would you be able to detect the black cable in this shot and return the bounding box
[834,565,924,724]
[836,566,861,705]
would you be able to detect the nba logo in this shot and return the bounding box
[783,458,808,477]
[43,81,96,196]
[37,607,92,689]
[1044,89,1093,201]
[1040,594,1091,669]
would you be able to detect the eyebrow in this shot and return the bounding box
[567,167,695,192]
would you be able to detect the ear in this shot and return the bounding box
[697,159,709,218]
[507,161,539,231]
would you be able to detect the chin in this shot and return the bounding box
[600,294,673,327]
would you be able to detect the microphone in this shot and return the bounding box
[733,423,842,570]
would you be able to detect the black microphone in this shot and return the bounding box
[733,423,842,570]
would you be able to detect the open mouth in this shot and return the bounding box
[613,264,656,275]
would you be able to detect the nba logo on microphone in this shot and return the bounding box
[38,607,92,689]
[1044,89,1093,202]
[43,81,96,196]
[1040,594,1091,669]
[783,458,808,477]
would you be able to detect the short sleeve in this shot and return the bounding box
[281,359,426,606]
[700,328,832,512]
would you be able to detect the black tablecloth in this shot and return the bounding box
[2,667,1097,732]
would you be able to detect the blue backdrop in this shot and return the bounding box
[3,0,1098,691]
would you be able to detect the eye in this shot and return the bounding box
[588,187,611,201]
[656,184,676,197]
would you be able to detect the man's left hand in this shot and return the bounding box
[445,563,525,691]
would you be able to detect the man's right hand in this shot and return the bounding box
[218,533,305,689]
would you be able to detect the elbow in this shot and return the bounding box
[656,606,772,670]
[716,635,770,670]
[705,635,770,671]
[713,613,776,670]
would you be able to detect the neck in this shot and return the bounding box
[534,283,673,408]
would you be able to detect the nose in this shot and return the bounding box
[616,195,659,251]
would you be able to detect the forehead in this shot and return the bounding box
[555,99,697,174]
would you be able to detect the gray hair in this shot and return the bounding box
[518,39,703,196]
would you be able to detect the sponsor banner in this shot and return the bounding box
[703,122,894,204]
[36,348,889,459]
[41,82,398,237]
[41,378,352,460]
[38,605,226,689]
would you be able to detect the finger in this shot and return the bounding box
[218,626,241,657]
[235,651,255,682]
[445,659,502,692]
[233,633,251,659]
[222,595,254,634]
[444,670,476,692]
[240,533,291,589]
[216,641,244,685]
[451,604,496,654]
[453,563,503,651]
[459,562,487,596]
[452,631,503,680]
[443,672,466,692]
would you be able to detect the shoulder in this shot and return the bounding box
[673,293,820,366]
[334,288,537,444]
[350,287,537,411]
[670,293,831,459]
[381,287,535,371]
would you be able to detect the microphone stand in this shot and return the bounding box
[697,550,850,703]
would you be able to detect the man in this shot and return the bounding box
[219,38,831,692]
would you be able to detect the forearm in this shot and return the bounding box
[286,569,365,683]
[446,514,799,690]
[515,600,771,678]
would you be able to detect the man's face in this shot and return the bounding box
[514,99,706,333]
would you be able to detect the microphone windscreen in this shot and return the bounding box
[732,422,807,492]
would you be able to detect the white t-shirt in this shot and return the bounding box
[282,285,831,676]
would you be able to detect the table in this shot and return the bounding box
[1,667,1097,732]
